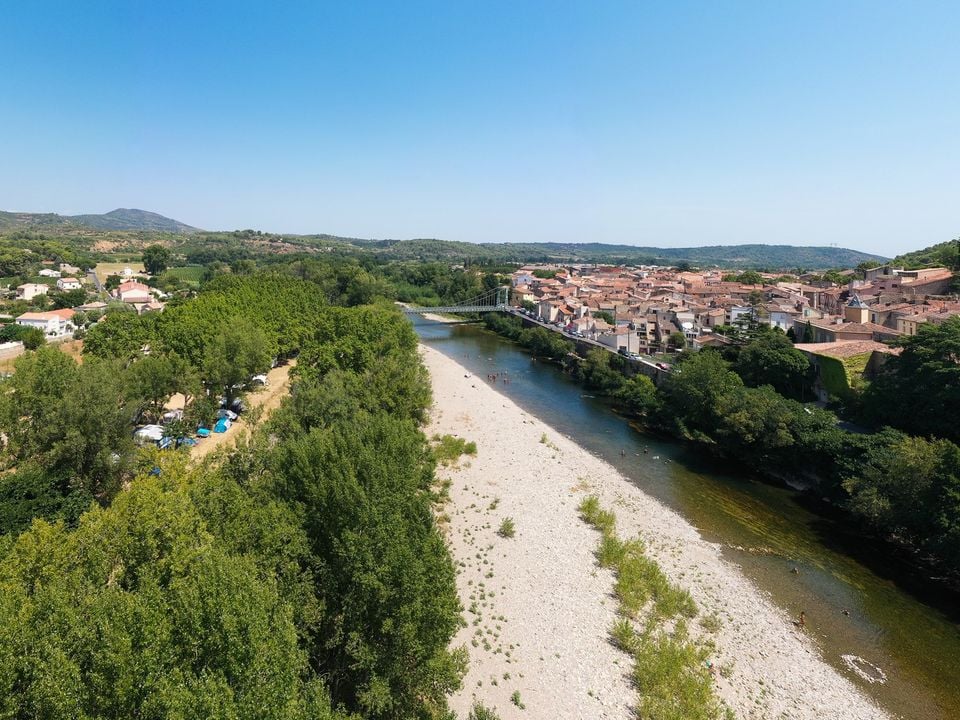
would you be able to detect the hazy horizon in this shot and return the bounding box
[2,2,958,256]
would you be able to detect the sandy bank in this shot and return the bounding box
[422,344,889,720]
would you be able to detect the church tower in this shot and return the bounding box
[844,295,869,324]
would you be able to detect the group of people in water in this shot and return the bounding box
[486,371,511,384]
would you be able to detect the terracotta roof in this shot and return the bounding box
[17,309,76,321]
[794,341,900,359]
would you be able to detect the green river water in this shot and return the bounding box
[413,316,960,720]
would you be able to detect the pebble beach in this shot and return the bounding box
[422,344,890,720]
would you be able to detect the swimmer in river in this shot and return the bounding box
[620,449,625,457]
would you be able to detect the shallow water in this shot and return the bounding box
[415,317,960,720]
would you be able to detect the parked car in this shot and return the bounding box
[251,373,269,386]
[217,408,239,421]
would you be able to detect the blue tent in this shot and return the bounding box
[214,417,231,433]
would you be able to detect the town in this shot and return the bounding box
[509,261,959,401]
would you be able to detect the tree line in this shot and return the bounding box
[483,312,960,580]
[0,272,464,718]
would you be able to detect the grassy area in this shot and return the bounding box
[165,265,205,283]
[93,261,145,284]
[578,495,731,720]
[431,433,477,467]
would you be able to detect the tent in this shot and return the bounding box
[134,424,165,445]
[214,417,231,433]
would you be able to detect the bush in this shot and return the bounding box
[433,433,478,466]
[20,326,45,350]
[468,703,502,720]
[497,517,516,538]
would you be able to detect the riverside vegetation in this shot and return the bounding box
[482,312,960,584]
[579,495,731,720]
[0,273,465,719]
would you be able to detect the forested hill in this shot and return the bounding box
[356,239,886,269]
[0,208,199,234]
[0,208,887,268]
[893,238,960,269]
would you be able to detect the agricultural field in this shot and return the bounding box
[93,261,145,284]
[164,264,204,285]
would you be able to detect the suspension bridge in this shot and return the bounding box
[401,286,512,314]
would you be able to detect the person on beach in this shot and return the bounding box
[794,611,806,630]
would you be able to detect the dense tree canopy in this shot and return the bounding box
[734,331,811,400]
[142,243,172,275]
[862,316,960,443]
[0,272,465,719]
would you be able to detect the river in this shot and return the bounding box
[413,316,960,720]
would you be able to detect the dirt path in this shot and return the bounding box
[190,360,295,460]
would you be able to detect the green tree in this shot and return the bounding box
[50,288,88,309]
[577,348,625,393]
[20,326,45,350]
[657,351,744,440]
[615,374,658,417]
[128,353,200,421]
[202,320,271,405]
[862,316,960,443]
[142,244,172,275]
[844,435,960,566]
[735,331,811,400]
[83,311,155,360]
[0,348,136,503]
[668,331,687,350]
[266,414,464,717]
[0,473,342,719]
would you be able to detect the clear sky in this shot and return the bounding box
[1,1,957,255]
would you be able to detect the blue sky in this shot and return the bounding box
[1,1,957,255]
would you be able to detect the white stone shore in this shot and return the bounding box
[422,344,890,720]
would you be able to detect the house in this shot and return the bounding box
[57,277,82,291]
[38,268,61,278]
[794,340,900,402]
[16,283,48,301]
[113,281,157,313]
[794,318,901,344]
[15,308,77,337]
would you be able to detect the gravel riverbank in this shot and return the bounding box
[422,344,890,720]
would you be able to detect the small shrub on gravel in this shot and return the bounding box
[497,517,516,538]
[468,702,502,720]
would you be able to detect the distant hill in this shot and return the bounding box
[0,209,887,268]
[892,239,959,270]
[356,239,886,270]
[0,208,199,234]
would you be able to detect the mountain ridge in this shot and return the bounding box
[0,208,888,269]
[0,208,200,234]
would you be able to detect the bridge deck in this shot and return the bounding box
[402,305,508,314]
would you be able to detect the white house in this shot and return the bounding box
[38,268,61,278]
[57,277,82,291]
[15,308,76,337]
[16,283,48,301]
